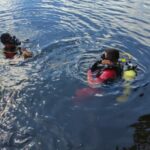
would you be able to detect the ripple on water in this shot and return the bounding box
[0,0,150,149]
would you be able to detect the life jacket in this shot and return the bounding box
[87,63,123,85]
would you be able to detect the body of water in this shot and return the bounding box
[0,0,150,149]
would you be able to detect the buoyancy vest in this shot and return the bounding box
[87,62,123,85]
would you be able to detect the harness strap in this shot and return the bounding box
[91,62,122,78]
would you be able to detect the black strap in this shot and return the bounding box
[91,61,123,77]
[91,60,102,72]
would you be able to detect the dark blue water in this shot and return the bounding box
[0,0,150,149]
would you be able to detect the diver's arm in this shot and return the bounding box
[87,69,117,85]
[21,48,32,59]
[87,69,103,85]
[17,46,32,59]
[91,61,101,72]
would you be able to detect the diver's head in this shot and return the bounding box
[101,48,120,63]
[0,33,21,46]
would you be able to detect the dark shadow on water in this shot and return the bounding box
[116,114,150,150]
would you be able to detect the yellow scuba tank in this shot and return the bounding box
[116,52,137,103]
[120,53,137,81]
[123,70,136,81]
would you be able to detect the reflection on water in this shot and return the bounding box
[0,63,34,149]
[117,114,150,150]
[0,0,150,149]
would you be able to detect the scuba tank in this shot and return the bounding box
[123,63,137,81]
[120,55,137,81]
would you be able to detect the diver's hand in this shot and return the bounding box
[22,50,32,59]
[91,61,101,72]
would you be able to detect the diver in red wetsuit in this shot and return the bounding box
[0,33,32,59]
[87,48,123,85]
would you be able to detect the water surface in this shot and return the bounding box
[0,0,150,149]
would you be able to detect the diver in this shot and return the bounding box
[87,48,123,85]
[0,33,32,59]
[75,49,138,100]
[87,48,137,85]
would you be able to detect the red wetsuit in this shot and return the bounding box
[3,46,18,59]
[4,51,17,59]
[87,68,117,85]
